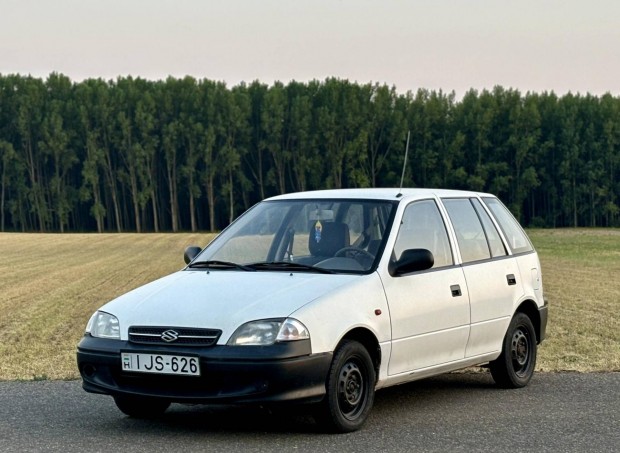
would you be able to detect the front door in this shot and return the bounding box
[383,200,470,375]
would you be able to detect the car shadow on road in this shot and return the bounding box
[112,404,320,434]
[102,371,497,435]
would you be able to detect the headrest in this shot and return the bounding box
[308,222,350,257]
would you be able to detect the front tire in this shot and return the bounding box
[490,312,537,388]
[314,340,376,433]
[113,395,170,418]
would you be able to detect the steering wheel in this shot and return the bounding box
[334,246,375,261]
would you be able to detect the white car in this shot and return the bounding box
[77,188,548,432]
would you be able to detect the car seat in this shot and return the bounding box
[308,222,350,258]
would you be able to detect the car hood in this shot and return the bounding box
[99,270,361,342]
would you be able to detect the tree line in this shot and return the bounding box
[0,73,618,233]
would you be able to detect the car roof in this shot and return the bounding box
[266,188,495,202]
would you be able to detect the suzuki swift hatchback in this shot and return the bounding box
[77,188,547,432]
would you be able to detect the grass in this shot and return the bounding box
[527,229,620,372]
[0,229,618,381]
[0,233,214,381]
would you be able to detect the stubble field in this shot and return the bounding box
[0,229,618,380]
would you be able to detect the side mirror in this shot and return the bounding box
[184,246,202,264]
[389,248,434,276]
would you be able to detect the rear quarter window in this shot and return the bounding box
[482,197,533,254]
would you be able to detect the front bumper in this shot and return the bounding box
[77,335,331,404]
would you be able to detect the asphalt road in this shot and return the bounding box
[0,372,618,453]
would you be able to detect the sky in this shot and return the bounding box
[1,0,619,98]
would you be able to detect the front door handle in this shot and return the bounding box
[507,274,517,286]
[450,284,462,297]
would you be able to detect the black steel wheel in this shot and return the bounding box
[490,312,537,388]
[314,340,375,433]
[113,395,170,418]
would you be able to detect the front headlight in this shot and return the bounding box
[227,318,310,346]
[85,311,120,339]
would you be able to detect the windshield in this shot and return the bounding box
[193,199,396,274]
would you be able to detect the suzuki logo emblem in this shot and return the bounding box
[161,329,179,342]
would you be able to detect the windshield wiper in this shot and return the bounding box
[247,261,335,274]
[187,260,255,271]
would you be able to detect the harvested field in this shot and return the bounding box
[0,229,618,380]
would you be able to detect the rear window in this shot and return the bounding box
[482,197,533,254]
[471,198,507,258]
[442,198,491,263]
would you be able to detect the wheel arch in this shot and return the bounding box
[337,327,381,383]
[515,299,542,344]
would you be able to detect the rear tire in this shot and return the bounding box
[113,395,170,418]
[314,340,375,433]
[490,312,537,388]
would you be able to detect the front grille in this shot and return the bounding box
[128,326,221,347]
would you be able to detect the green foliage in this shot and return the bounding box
[0,74,619,232]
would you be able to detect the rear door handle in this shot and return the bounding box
[506,274,517,286]
[450,284,462,297]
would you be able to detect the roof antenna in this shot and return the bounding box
[396,130,411,198]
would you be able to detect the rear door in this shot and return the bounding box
[442,198,523,358]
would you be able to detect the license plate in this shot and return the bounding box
[121,353,200,376]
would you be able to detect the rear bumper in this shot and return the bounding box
[77,335,331,404]
[538,299,548,343]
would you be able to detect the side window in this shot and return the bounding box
[393,200,453,268]
[471,198,507,258]
[483,197,533,254]
[443,199,491,263]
